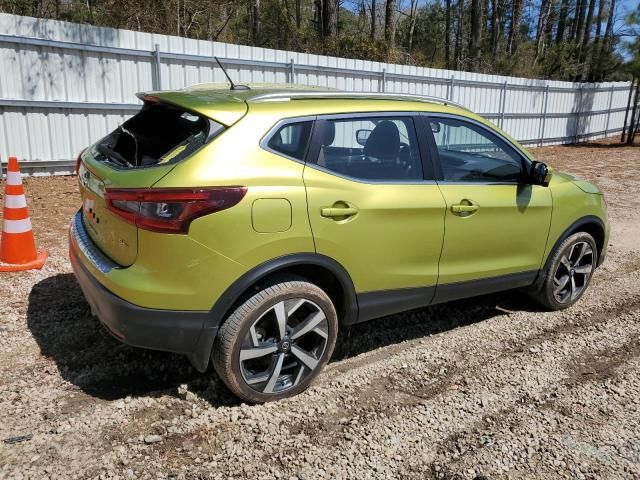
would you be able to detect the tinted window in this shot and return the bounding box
[267,121,313,160]
[430,118,523,182]
[314,116,422,181]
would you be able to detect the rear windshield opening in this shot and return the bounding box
[95,102,224,169]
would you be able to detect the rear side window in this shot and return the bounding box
[266,121,313,161]
[312,116,422,181]
[96,102,224,169]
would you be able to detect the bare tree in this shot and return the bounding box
[555,0,570,43]
[454,0,465,68]
[322,0,338,38]
[251,0,261,45]
[469,0,482,68]
[370,0,377,39]
[407,0,418,51]
[534,0,553,63]
[490,0,502,58]
[507,0,523,54]
[577,0,596,77]
[445,0,453,68]
[384,0,397,47]
[589,0,606,79]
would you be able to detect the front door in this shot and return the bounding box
[303,114,446,318]
[424,115,552,298]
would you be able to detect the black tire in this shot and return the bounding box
[213,276,338,403]
[532,231,598,310]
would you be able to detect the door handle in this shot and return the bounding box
[321,207,359,218]
[451,204,479,213]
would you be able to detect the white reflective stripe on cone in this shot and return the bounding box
[6,171,22,185]
[3,218,32,234]
[4,194,27,209]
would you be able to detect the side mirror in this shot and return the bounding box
[429,121,441,134]
[530,160,549,186]
[356,129,371,146]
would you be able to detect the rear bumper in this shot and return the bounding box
[69,212,216,371]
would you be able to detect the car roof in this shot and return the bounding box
[141,83,473,124]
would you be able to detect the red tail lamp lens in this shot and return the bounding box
[105,187,247,234]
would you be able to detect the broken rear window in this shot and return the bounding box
[95,102,224,169]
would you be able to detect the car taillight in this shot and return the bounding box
[75,150,85,175]
[105,187,247,234]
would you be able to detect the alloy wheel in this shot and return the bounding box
[239,298,329,394]
[552,241,594,304]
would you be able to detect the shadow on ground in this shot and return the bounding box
[27,273,543,406]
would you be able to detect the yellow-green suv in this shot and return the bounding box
[70,85,609,403]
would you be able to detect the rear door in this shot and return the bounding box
[78,157,175,266]
[422,115,552,293]
[78,101,224,266]
[303,113,446,307]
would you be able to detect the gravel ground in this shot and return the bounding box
[1,140,639,480]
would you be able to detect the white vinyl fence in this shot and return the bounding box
[0,13,632,175]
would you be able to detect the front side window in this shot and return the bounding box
[313,116,423,181]
[266,121,313,161]
[429,117,524,183]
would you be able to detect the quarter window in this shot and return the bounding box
[267,121,313,161]
[429,117,524,183]
[313,116,423,181]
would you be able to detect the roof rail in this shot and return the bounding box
[248,91,469,111]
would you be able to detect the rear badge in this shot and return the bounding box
[118,238,128,249]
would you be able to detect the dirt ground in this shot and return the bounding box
[1,140,639,480]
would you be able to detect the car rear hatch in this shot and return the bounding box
[78,90,247,267]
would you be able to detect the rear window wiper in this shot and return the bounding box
[96,143,134,168]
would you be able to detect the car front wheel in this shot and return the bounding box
[213,277,338,403]
[533,231,598,310]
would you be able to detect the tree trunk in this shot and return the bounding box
[555,0,570,43]
[535,0,552,63]
[445,0,452,68]
[577,0,596,77]
[596,0,615,77]
[384,0,397,47]
[589,0,606,80]
[371,0,377,39]
[574,0,587,42]
[323,0,338,38]
[469,0,482,69]
[454,0,465,69]
[626,79,640,145]
[408,0,418,51]
[490,0,501,58]
[251,0,261,45]
[507,0,523,54]
[295,0,301,28]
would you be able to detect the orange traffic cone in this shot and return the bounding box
[0,157,47,271]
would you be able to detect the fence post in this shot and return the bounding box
[604,84,614,137]
[153,44,162,90]
[290,58,296,84]
[539,84,549,147]
[380,68,387,93]
[448,75,455,101]
[499,81,508,129]
[574,85,583,143]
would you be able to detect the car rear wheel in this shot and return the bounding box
[532,231,597,310]
[212,277,338,403]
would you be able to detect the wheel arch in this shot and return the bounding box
[188,253,358,372]
[531,215,606,294]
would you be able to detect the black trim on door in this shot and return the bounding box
[356,286,436,324]
[430,270,539,305]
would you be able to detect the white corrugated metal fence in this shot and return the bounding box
[0,13,632,174]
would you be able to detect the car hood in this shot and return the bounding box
[549,168,603,194]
